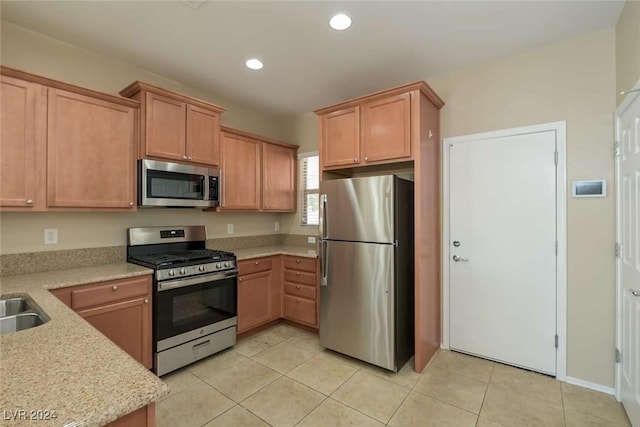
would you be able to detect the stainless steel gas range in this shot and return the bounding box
[127,226,237,376]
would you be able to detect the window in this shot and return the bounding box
[299,152,319,226]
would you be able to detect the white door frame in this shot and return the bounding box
[615,78,640,401]
[441,121,567,381]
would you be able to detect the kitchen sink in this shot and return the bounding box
[0,297,33,316]
[0,295,49,335]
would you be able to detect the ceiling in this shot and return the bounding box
[1,1,625,116]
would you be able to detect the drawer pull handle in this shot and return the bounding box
[144,298,149,304]
[112,285,118,291]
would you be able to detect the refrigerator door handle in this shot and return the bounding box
[319,194,327,239]
[320,239,328,286]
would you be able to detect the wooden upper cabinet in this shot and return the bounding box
[120,81,224,167]
[262,142,296,212]
[220,127,298,212]
[145,92,187,161]
[1,66,140,212]
[0,75,45,210]
[315,81,445,172]
[320,107,360,169]
[187,105,220,166]
[361,92,411,163]
[47,88,136,209]
[220,131,261,210]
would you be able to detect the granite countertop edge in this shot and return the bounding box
[0,263,168,427]
[234,245,318,260]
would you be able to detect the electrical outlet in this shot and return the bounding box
[307,236,316,244]
[227,224,234,234]
[274,221,280,232]
[44,228,58,245]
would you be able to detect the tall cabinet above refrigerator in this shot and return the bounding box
[319,175,414,371]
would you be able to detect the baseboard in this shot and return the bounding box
[565,376,615,395]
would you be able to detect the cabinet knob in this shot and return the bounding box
[296,299,301,303]
[239,277,243,282]
[255,261,259,265]
[365,156,369,161]
[112,285,118,291]
[26,199,34,205]
[144,298,149,304]
[188,156,192,160]
[296,272,300,276]
[296,259,300,263]
[353,158,358,163]
[129,201,134,207]
[296,285,301,289]
[183,156,188,160]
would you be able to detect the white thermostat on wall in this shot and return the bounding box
[572,180,607,198]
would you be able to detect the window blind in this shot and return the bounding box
[300,154,319,226]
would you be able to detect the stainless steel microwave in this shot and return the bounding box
[138,159,219,208]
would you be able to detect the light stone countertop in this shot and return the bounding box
[233,245,318,261]
[0,263,169,427]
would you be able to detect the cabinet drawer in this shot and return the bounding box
[283,256,316,273]
[71,276,150,310]
[283,295,316,326]
[283,269,316,286]
[284,283,316,300]
[238,257,273,276]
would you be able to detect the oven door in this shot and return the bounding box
[139,159,217,207]
[156,270,237,351]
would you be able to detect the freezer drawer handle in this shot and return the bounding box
[320,239,328,286]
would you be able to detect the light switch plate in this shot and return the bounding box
[227,224,234,234]
[44,228,58,245]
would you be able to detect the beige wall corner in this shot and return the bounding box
[616,0,640,105]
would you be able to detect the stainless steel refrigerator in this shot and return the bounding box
[319,175,414,372]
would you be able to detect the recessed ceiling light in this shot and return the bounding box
[330,13,351,31]
[245,59,264,70]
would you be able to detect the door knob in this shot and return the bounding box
[452,255,469,262]
[631,290,640,297]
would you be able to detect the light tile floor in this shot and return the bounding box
[156,324,631,427]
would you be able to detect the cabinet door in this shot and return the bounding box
[145,92,186,161]
[262,142,295,211]
[47,89,136,209]
[186,104,220,166]
[237,271,271,333]
[361,93,411,163]
[78,296,152,368]
[321,107,360,169]
[220,132,261,210]
[0,76,44,209]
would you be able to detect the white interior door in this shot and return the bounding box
[617,92,640,425]
[449,130,557,375]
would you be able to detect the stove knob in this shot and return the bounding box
[179,268,186,275]
[224,261,230,268]
[216,262,222,268]
[169,270,175,277]
[199,265,206,272]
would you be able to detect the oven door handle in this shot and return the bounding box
[158,269,238,292]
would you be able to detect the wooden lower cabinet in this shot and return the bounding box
[50,275,153,369]
[237,256,281,333]
[106,403,155,427]
[237,255,319,335]
[282,256,318,328]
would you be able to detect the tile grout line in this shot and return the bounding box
[474,364,495,426]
